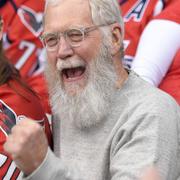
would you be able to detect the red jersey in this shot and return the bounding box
[158,0,180,23]
[0,0,44,77]
[0,79,53,179]
[120,0,165,68]
[0,0,51,113]
[27,74,52,114]
[157,0,180,105]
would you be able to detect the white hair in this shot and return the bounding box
[89,0,124,38]
[44,0,124,38]
[44,0,124,57]
[89,0,124,58]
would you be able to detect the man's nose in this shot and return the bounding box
[56,36,74,59]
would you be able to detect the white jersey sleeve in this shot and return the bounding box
[131,19,180,86]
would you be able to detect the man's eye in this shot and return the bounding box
[67,30,83,42]
[46,36,58,47]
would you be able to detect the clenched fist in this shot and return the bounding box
[3,118,48,175]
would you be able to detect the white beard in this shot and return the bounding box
[45,40,117,129]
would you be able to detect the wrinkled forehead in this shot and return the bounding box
[44,0,92,31]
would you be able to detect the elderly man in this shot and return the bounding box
[4,0,180,179]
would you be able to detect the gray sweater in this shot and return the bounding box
[25,71,180,180]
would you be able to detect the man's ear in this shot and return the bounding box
[111,23,122,56]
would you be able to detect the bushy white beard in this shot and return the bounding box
[45,40,117,129]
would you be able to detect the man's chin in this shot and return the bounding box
[63,82,87,96]
[64,88,83,97]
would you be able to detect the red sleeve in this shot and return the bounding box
[0,80,53,179]
[27,74,52,115]
[154,0,180,23]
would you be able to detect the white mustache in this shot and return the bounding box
[56,59,86,72]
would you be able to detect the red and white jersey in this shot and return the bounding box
[0,0,45,77]
[27,74,52,114]
[120,0,165,68]
[0,79,53,179]
[157,0,180,105]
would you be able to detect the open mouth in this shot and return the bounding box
[62,66,86,80]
